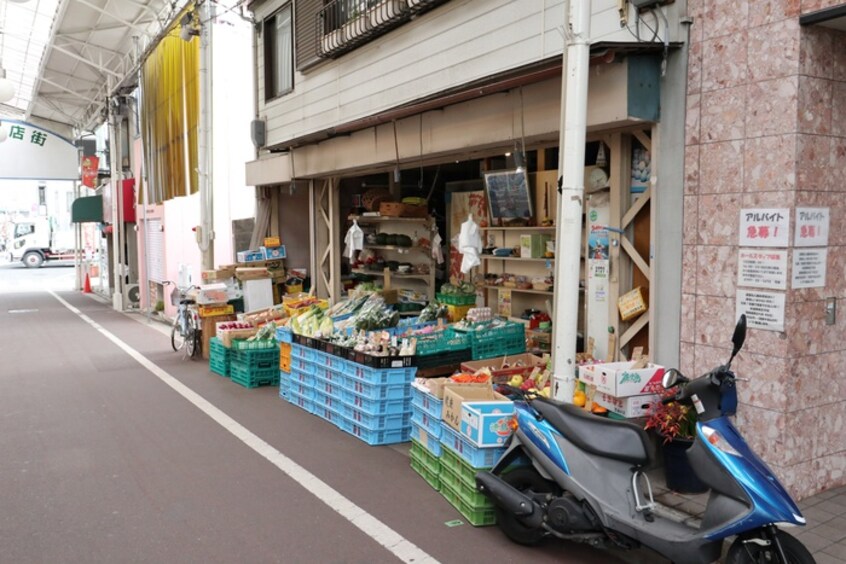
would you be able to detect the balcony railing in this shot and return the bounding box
[317,0,450,59]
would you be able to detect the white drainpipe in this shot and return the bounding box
[552,0,591,402]
[198,0,214,270]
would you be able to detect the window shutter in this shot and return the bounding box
[295,0,321,70]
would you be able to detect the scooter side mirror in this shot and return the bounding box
[731,314,747,359]
[662,369,680,389]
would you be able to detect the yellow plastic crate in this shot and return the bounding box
[198,304,235,318]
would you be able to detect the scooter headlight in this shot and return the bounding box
[701,426,742,457]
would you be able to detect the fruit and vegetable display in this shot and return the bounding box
[290,304,335,338]
[417,302,449,322]
[439,281,476,296]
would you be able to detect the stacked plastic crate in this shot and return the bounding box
[209,336,230,377]
[333,356,414,445]
[229,340,280,388]
[410,382,444,490]
[287,343,316,413]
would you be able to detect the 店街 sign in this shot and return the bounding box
[791,248,827,289]
[794,208,829,247]
[739,208,790,248]
[736,290,785,332]
[738,249,788,290]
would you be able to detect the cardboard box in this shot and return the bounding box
[591,390,660,418]
[442,385,500,431]
[218,327,260,348]
[618,286,648,321]
[262,245,286,260]
[460,353,546,384]
[201,314,236,359]
[237,249,266,263]
[460,399,514,447]
[235,267,270,281]
[198,304,235,318]
[427,378,489,400]
[196,283,229,305]
[578,361,665,397]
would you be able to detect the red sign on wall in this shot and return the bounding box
[81,155,99,188]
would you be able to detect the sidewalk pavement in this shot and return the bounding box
[653,480,846,562]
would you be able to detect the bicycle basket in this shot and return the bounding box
[170,288,184,307]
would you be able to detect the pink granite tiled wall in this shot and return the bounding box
[683,1,846,499]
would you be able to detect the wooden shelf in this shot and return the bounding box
[362,244,426,252]
[481,226,556,231]
[482,285,554,296]
[351,269,432,283]
[350,215,430,224]
[482,255,554,263]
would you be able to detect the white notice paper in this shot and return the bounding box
[791,248,828,289]
[795,208,830,247]
[739,208,790,247]
[738,249,788,290]
[736,290,785,332]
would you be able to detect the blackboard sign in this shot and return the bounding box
[484,170,533,222]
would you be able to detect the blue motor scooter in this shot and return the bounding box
[476,315,814,563]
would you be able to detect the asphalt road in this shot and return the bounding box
[0,266,663,563]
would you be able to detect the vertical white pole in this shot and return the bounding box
[552,0,591,402]
[198,0,215,270]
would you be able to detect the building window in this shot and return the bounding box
[265,4,293,100]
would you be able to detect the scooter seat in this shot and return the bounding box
[532,398,654,466]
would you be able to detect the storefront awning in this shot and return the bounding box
[71,195,103,223]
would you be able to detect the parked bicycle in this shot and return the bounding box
[163,281,201,359]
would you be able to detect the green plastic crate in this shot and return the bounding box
[440,479,497,526]
[468,322,526,360]
[410,458,441,492]
[410,439,441,475]
[209,337,230,377]
[231,347,279,371]
[230,361,280,388]
[231,339,277,351]
[439,463,491,507]
[440,447,490,490]
[415,328,471,356]
[436,292,477,306]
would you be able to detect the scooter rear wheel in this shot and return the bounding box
[495,467,558,546]
[726,529,814,564]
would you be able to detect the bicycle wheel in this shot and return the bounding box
[185,314,201,359]
[171,316,185,352]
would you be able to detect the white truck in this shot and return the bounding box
[8,217,77,267]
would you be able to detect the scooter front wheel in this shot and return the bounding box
[495,467,558,546]
[726,529,814,564]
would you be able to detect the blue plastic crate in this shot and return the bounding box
[300,346,320,362]
[290,368,314,387]
[411,423,443,456]
[411,384,443,419]
[313,374,346,398]
[345,363,416,386]
[291,356,316,376]
[279,371,291,398]
[411,404,442,439]
[322,354,347,373]
[342,377,411,401]
[313,389,347,414]
[314,404,342,428]
[290,381,314,399]
[287,387,315,414]
[340,417,411,445]
[315,365,346,385]
[338,390,410,416]
[291,344,307,359]
[440,422,506,468]
[348,406,411,431]
[276,326,293,344]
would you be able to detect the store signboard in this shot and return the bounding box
[736,290,785,332]
[739,208,790,248]
[586,193,610,360]
[792,248,828,289]
[794,208,829,247]
[737,249,788,290]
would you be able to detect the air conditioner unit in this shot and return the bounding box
[123,284,141,308]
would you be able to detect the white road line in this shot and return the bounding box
[50,291,438,564]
